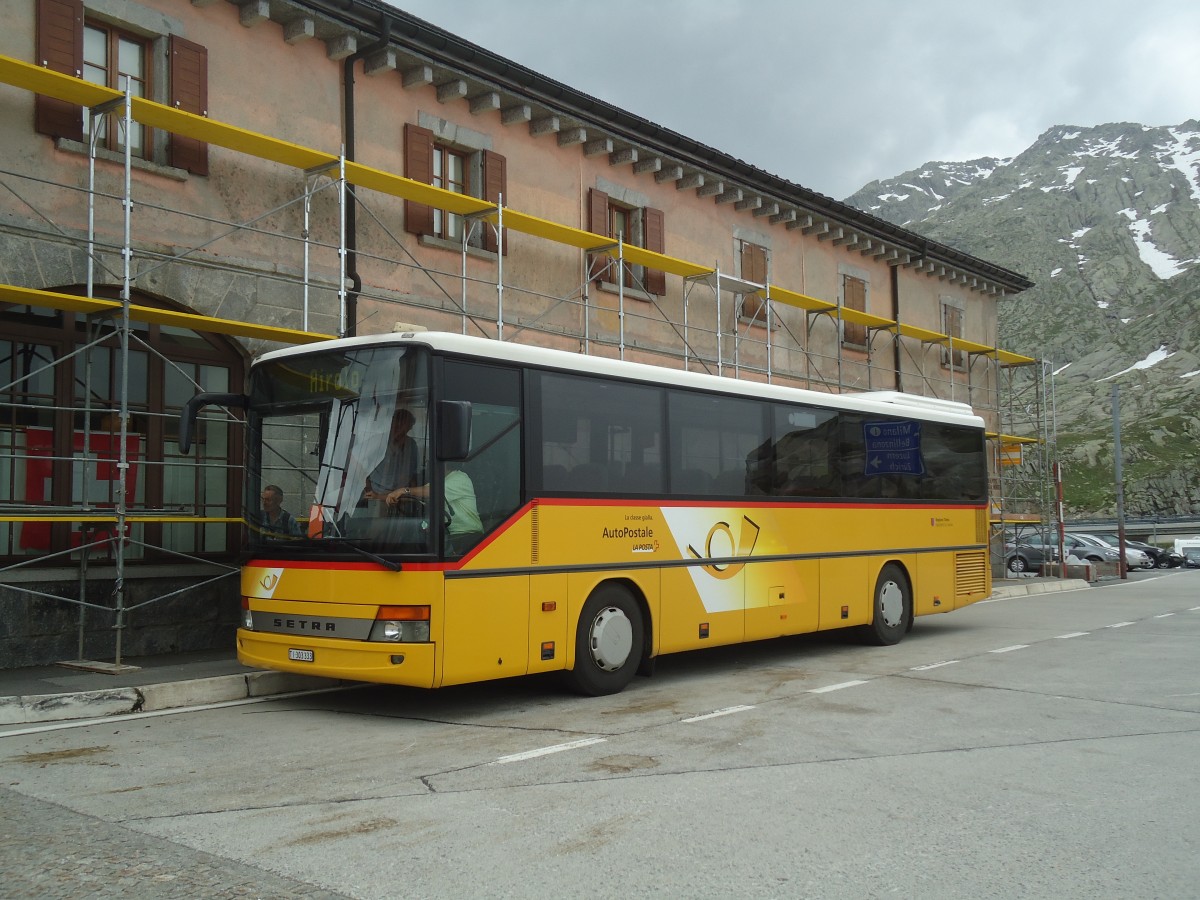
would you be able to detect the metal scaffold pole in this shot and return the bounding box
[113,84,134,666]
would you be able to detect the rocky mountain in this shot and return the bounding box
[844,121,1200,518]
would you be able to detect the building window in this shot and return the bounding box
[587,188,666,295]
[739,240,768,321]
[942,302,966,371]
[841,274,868,347]
[82,22,148,156]
[404,123,506,254]
[432,145,468,241]
[34,0,210,173]
[0,296,243,562]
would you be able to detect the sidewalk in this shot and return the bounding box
[0,648,344,728]
[2,575,1090,727]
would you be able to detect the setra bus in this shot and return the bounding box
[181,331,991,695]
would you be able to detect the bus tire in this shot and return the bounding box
[568,584,644,696]
[861,563,911,646]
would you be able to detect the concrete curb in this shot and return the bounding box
[0,671,345,727]
[990,578,1090,599]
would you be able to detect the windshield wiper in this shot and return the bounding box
[305,537,403,572]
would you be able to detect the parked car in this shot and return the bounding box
[1069,533,1152,569]
[1003,540,1052,574]
[1056,533,1121,564]
[1184,548,1200,569]
[1125,540,1183,569]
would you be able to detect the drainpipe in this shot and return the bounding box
[890,260,902,392]
[342,15,393,337]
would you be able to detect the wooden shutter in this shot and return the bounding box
[404,123,434,236]
[943,304,965,369]
[842,275,867,346]
[35,0,83,141]
[481,150,507,254]
[587,188,610,281]
[642,207,665,295]
[169,36,208,175]
[740,242,767,319]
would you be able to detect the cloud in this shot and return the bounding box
[392,0,1200,198]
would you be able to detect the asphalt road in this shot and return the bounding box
[2,569,1198,898]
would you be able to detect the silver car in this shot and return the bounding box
[1068,533,1151,569]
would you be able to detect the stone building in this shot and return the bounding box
[0,0,1035,667]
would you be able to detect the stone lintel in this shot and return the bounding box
[402,64,433,88]
[655,165,684,184]
[530,115,561,137]
[364,48,397,76]
[469,92,501,116]
[239,0,270,27]
[326,34,357,61]
[558,127,587,147]
[437,80,468,103]
[283,18,315,44]
[584,137,613,157]
[501,104,532,125]
[609,147,638,166]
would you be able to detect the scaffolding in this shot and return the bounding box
[0,53,1048,667]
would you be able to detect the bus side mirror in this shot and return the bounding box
[179,392,247,454]
[436,400,472,461]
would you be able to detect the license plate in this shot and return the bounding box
[288,648,314,662]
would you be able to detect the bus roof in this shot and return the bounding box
[255,331,985,428]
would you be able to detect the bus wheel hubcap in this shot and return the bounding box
[590,606,633,671]
[879,581,904,627]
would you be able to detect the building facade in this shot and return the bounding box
[0,0,1034,667]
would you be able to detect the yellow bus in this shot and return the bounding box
[182,331,991,695]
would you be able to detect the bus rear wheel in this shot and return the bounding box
[860,563,911,646]
[568,585,644,696]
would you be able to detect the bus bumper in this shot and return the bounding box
[237,629,437,688]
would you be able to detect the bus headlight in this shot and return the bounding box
[370,606,431,642]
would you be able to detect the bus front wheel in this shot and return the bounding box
[568,585,644,696]
[861,563,911,646]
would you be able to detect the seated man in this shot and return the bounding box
[259,484,300,538]
[386,463,483,556]
[364,408,420,506]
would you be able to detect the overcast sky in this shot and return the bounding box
[392,0,1200,200]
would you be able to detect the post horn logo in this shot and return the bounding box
[260,572,279,591]
[687,515,760,580]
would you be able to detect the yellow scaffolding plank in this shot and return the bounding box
[894,322,948,343]
[765,286,838,314]
[0,52,1036,366]
[0,284,332,344]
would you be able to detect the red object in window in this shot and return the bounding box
[19,427,141,550]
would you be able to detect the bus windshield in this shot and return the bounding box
[246,344,433,556]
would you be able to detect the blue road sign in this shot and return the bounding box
[862,420,924,476]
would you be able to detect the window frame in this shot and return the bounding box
[0,296,244,563]
[587,188,666,296]
[82,19,151,158]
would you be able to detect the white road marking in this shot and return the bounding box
[682,705,756,723]
[1107,622,1135,628]
[1154,613,1174,618]
[911,660,959,671]
[989,645,1029,654]
[808,680,868,694]
[493,737,606,764]
[1055,632,1089,639]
